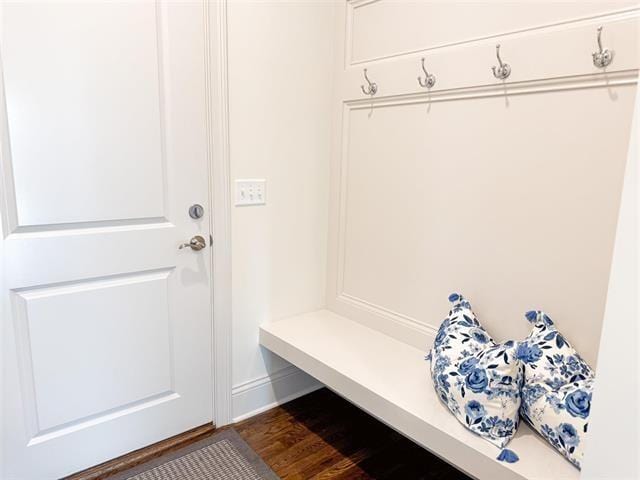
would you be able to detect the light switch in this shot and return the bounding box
[235,179,266,206]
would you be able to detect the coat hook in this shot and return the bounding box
[592,26,613,68]
[491,44,511,80]
[360,68,377,96]
[417,58,436,88]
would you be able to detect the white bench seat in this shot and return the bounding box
[259,310,580,480]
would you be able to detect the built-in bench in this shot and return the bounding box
[260,310,579,480]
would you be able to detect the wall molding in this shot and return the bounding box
[231,366,322,423]
[344,70,640,109]
[338,292,437,336]
[346,1,640,66]
[332,69,639,344]
[206,0,233,427]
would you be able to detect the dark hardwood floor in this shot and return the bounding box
[235,388,469,480]
[68,387,469,480]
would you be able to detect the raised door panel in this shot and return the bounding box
[2,2,166,228]
[13,270,174,436]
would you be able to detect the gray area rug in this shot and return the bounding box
[113,429,279,480]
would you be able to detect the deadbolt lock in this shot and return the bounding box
[189,204,204,219]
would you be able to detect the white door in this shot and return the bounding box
[1,2,213,478]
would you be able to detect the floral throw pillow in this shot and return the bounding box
[517,310,594,386]
[428,293,523,448]
[518,310,595,469]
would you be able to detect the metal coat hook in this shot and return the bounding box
[491,44,511,80]
[592,26,613,68]
[417,58,436,88]
[360,68,377,96]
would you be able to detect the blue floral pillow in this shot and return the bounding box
[428,293,523,448]
[518,310,595,469]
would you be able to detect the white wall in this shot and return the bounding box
[226,0,335,421]
[224,0,639,425]
[581,76,639,480]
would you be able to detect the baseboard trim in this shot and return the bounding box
[63,423,216,480]
[232,365,323,423]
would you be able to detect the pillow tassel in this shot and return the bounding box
[497,448,520,463]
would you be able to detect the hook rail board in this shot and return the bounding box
[260,310,579,480]
[338,12,639,101]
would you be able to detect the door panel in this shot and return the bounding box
[3,2,166,227]
[1,2,213,478]
[16,270,173,432]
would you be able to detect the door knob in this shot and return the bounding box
[179,235,206,251]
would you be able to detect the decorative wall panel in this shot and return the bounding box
[327,2,640,366]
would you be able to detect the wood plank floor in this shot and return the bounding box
[70,387,470,480]
[235,388,469,480]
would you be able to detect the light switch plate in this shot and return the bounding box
[235,179,266,206]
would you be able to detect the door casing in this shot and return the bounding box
[207,0,233,429]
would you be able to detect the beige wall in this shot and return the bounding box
[227,0,335,419]
[326,1,639,367]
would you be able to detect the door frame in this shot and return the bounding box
[206,0,233,427]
